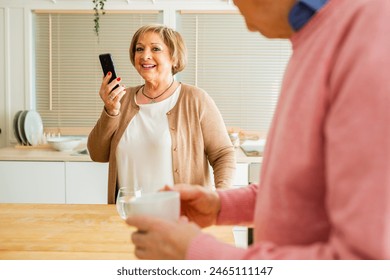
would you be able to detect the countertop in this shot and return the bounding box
[0,203,235,260]
[0,146,91,161]
[0,146,262,163]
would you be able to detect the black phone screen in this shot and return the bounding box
[99,53,119,90]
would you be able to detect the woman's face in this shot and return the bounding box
[233,0,295,38]
[134,31,174,83]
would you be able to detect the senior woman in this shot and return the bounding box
[88,24,235,204]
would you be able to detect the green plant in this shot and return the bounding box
[93,0,107,37]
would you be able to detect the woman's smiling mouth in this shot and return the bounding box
[142,64,156,69]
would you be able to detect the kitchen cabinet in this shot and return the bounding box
[233,163,249,187]
[232,162,261,248]
[0,147,261,205]
[209,163,249,188]
[209,162,261,188]
[249,162,261,184]
[0,160,108,204]
[0,161,65,203]
[65,162,108,204]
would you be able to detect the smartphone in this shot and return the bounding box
[99,53,119,90]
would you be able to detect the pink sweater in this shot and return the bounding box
[187,0,390,260]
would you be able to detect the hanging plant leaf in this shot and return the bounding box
[93,0,107,37]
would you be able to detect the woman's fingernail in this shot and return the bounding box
[117,77,121,81]
[108,71,111,76]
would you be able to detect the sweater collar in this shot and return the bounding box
[288,0,329,31]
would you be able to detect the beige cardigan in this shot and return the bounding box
[88,83,236,204]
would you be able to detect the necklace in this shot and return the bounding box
[141,79,175,103]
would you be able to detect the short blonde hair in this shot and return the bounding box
[129,24,187,75]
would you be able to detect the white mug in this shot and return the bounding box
[124,191,180,221]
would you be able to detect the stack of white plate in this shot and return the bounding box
[13,110,44,146]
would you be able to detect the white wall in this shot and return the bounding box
[0,0,236,147]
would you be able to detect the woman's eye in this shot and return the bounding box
[153,47,161,52]
[136,47,143,52]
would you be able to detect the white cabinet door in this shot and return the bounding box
[233,163,249,187]
[249,163,262,184]
[209,163,249,188]
[65,162,108,204]
[0,161,65,203]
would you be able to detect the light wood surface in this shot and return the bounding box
[0,146,261,163]
[0,146,91,161]
[0,203,235,260]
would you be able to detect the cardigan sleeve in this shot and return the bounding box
[200,91,236,188]
[87,108,121,162]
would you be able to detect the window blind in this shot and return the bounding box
[34,11,162,132]
[177,12,292,134]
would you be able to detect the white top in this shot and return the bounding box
[116,85,181,194]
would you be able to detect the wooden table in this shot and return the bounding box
[0,203,235,260]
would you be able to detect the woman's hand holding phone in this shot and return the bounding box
[99,72,126,116]
[98,53,126,116]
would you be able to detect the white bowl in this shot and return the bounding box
[47,137,82,152]
[240,139,266,153]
